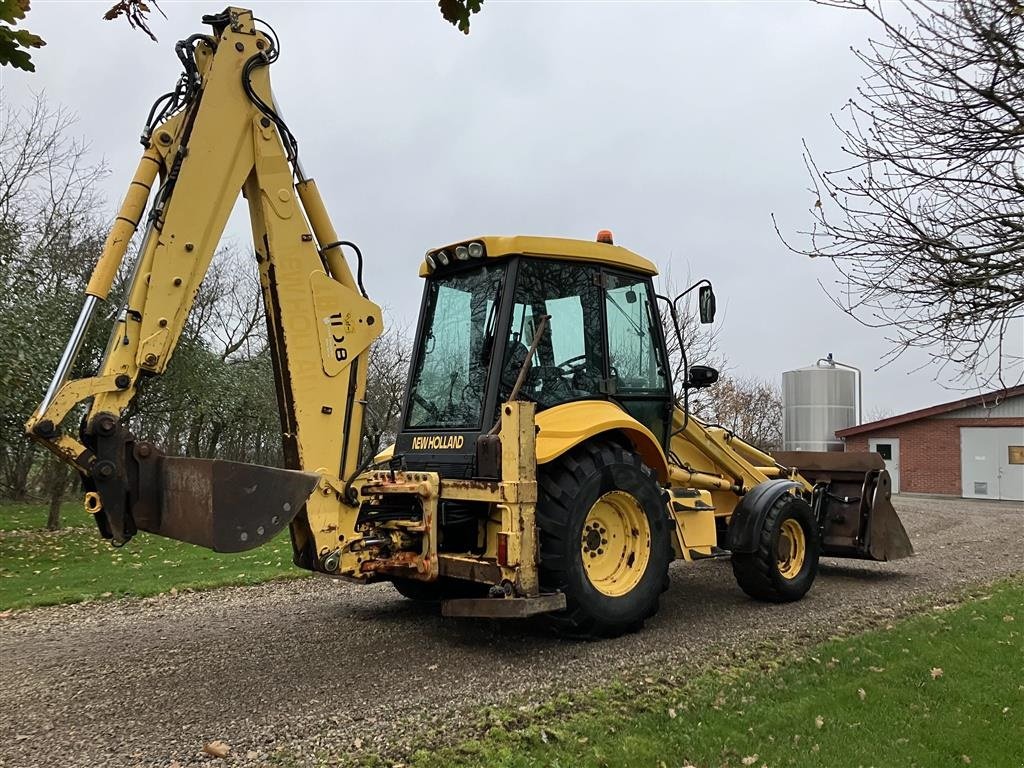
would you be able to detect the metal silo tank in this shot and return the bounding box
[783,356,859,452]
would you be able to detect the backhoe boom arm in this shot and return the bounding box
[25,7,382,554]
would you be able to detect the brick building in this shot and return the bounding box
[836,386,1024,501]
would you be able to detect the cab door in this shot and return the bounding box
[602,271,672,446]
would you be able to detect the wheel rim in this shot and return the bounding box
[776,518,806,579]
[580,491,651,597]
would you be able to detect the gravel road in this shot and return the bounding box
[1,496,1021,767]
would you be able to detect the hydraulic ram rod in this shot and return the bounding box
[36,148,161,416]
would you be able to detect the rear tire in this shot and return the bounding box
[731,493,819,602]
[537,439,672,638]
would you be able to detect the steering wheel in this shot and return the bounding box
[555,353,590,376]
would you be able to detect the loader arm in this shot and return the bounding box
[25,8,382,557]
[666,406,912,562]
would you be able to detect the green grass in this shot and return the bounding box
[0,500,81,531]
[0,501,307,610]
[409,581,1024,768]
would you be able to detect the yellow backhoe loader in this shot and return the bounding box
[25,8,911,637]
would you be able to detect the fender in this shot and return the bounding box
[534,401,669,482]
[726,479,801,553]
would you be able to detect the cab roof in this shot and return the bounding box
[418,235,658,278]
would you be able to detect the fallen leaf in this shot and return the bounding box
[202,740,230,758]
[1003,615,1014,622]
[931,667,944,679]
[245,750,258,760]
[353,738,363,749]
[815,715,824,729]
[962,755,972,764]
[869,666,886,673]
[668,707,677,719]
[742,755,759,766]
[858,688,866,701]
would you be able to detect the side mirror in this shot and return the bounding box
[698,284,716,324]
[686,364,719,389]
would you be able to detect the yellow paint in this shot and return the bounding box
[26,6,899,607]
[535,400,669,481]
[309,271,381,378]
[777,518,806,579]
[27,11,381,564]
[498,401,539,595]
[669,490,717,559]
[419,235,658,277]
[85,148,161,300]
[581,491,651,597]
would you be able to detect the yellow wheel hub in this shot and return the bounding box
[580,491,651,597]
[776,518,806,580]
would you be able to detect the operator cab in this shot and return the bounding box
[394,235,674,478]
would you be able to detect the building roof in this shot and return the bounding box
[836,384,1024,438]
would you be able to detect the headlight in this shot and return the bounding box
[455,245,469,261]
[468,241,485,258]
[425,253,437,270]
[436,250,450,266]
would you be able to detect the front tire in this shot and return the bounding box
[537,439,672,638]
[731,493,819,602]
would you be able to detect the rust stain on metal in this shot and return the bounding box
[359,549,423,576]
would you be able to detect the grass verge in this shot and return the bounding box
[406,580,1023,768]
[0,502,306,610]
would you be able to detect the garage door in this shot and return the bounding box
[961,427,1024,501]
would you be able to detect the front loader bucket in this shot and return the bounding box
[774,451,913,562]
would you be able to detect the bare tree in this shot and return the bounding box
[361,317,413,463]
[865,405,896,423]
[0,93,107,504]
[39,455,71,530]
[782,0,1024,388]
[655,267,726,415]
[700,376,784,453]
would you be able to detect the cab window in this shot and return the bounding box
[500,260,604,408]
[604,273,667,393]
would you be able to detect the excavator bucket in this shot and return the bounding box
[120,456,319,553]
[155,458,319,552]
[773,451,913,562]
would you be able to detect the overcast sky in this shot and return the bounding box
[3,0,1002,417]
